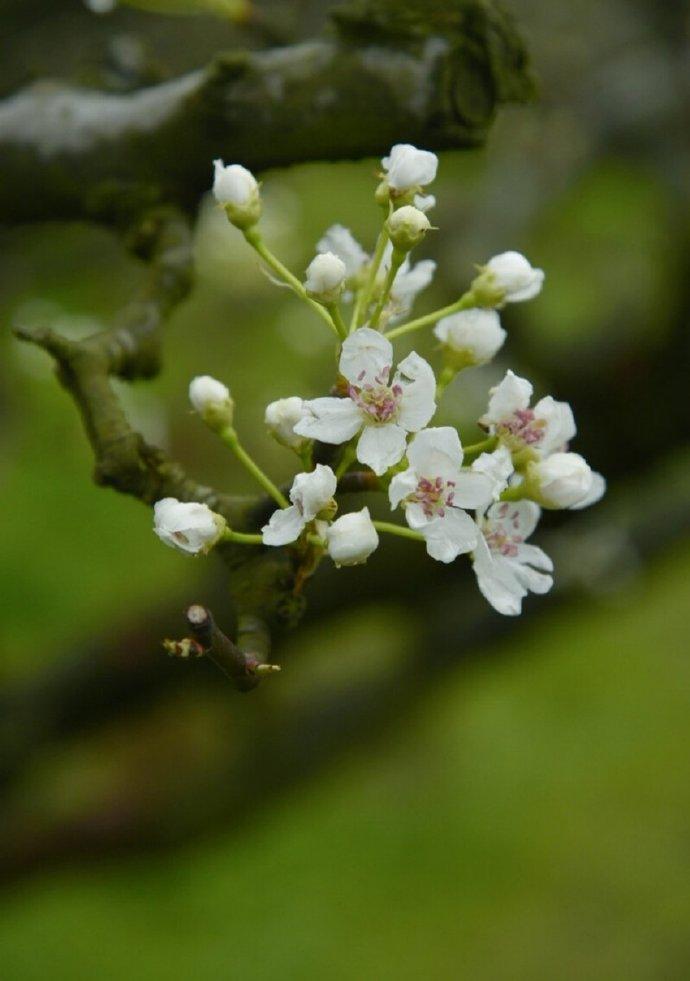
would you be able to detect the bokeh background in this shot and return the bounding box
[1,1,689,978]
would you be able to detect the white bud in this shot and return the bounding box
[326,507,379,567]
[381,144,438,192]
[304,251,347,303]
[386,205,431,252]
[153,498,226,555]
[433,308,506,367]
[414,193,436,213]
[189,375,234,429]
[265,396,309,450]
[316,225,369,281]
[474,251,544,305]
[212,159,261,229]
[529,452,594,509]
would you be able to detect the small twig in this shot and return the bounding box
[182,605,280,692]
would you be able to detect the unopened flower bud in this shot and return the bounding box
[304,252,347,303]
[212,159,261,229]
[382,144,438,193]
[528,452,594,509]
[264,396,309,450]
[154,498,226,555]
[326,507,379,567]
[189,375,234,430]
[433,308,506,369]
[472,251,544,307]
[386,205,431,252]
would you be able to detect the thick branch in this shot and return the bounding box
[0,0,534,225]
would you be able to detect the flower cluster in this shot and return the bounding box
[152,145,605,617]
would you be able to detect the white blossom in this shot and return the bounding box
[264,396,309,450]
[316,225,369,280]
[154,498,225,555]
[481,370,576,457]
[414,194,436,213]
[386,205,431,252]
[472,501,553,615]
[294,328,436,476]
[528,452,597,509]
[480,251,544,304]
[326,507,379,567]
[212,159,261,228]
[262,465,337,546]
[470,445,514,500]
[433,308,506,367]
[304,251,347,302]
[385,251,436,322]
[570,471,607,510]
[189,375,231,412]
[388,427,498,563]
[382,144,438,192]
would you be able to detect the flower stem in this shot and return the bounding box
[372,520,425,542]
[222,529,264,546]
[500,484,527,502]
[356,225,390,328]
[326,303,349,341]
[220,427,289,508]
[385,290,478,341]
[436,364,457,399]
[462,436,498,459]
[243,228,341,339]
[368,248,404,331]
[335,442,357,479]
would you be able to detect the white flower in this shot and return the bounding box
[470,445,514,500]
[304,251,347,302]
[386,253,436,322]
[414,194,436,213]
[528,452,597,509]
[472,501,553,616]
[265,397,309,450]
[262,465,337,546]
[189,375,234,430]
[389,427,497,563]
[212,159,261,228]
[570,471,607,510]
[479,251,544,304]
[386,205,431,252]
[326,507,379,567]
[481,370,576,457]
[294,328,436,476]
[382,144,438,192]
[433,308,506,367]
[153,498,225,555]
[316,225,369,281]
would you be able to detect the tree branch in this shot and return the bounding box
[0,0,534,225]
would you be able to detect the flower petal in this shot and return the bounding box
[487,500,541,541]
[291,464,337,520]
[483,370,532,425]
[508,558,553,595]
[388,468,418,510]
[450,471,496,510]
[516,543,553,572]
[356,423,407,475]
[471,445,514,500]
[472,536,526,615]
[422,508,478,563]
[293,397,362,444]
[261,505,305,546]
[395,352,437,432]
[407,427,463,481]
[534,396,576,454]
[569,471,606,510]
[339,327,393,385]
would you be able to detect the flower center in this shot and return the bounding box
[409,476,456,519]
[483,503,524,557]
[497,408,545,446]
[348,368,402,424]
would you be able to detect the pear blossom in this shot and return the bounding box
[434,308,506,367]
[316,225,369,281]
[382,144,438,192]
[472,501,553,616]
[212,160,261,228]
[294,328,436,476]
[470,445,514,500]
[481,370,576,457]
[389,427,498,563]
[154,499,225,555]
[528,452,597,509]
[387,254,436,322]
[474,251,544,305]
[264,396,309,450]
[570,471,607,510]
[326,507,379,567]
[304,252,347,302]
[414,194,436,213]
[386,205,431,252]
[262,465,337,546]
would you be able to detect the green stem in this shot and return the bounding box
[372,520,424,542]
[220,427,289,508]
[462,436,499,459]
[243,229,340,338]
[385,290,478,341]
[436,364,457,399]
[368,248,404,331]
[335,442,357,479]
[357,226,390,327]
[222,529,264,546]
[500,484,527,502]
[326,303,349,341]
[349,286,365,333]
